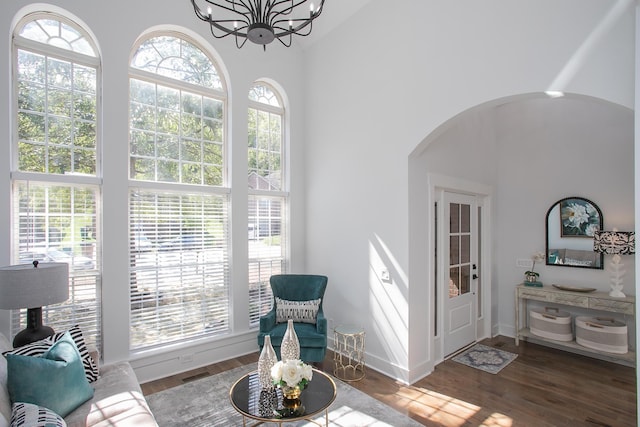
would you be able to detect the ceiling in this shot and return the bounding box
[297,0,373,49]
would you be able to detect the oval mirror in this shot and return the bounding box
[545,197,603,269]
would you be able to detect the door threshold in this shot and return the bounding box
[445,341,477,360]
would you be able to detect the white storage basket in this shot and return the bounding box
[575,316,628,354]
[530,307,573,342]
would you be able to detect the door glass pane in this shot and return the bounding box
[449,236,459,265]
[460,265,470,295]
[461,204,470,233]
[450,203,459,233]
[449,267,459,298]
[461,235,470,264]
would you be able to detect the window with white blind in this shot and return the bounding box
[248,83,288,326]
[11,14,102,350]
[129,34,229,350]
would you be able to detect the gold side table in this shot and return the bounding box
[333,324,365,382]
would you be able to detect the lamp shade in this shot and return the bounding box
[593,231,635,255]
[0,262,69,309]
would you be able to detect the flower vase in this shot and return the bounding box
[258,335,277,389]
[281,384,302,400]
[279,385,304,416]
[280,319,300,361]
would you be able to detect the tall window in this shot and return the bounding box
[248,83,288,326]
[11,14,102,349]
[129,34,229,350]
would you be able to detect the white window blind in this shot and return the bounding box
[248,195,286,325]
[129,34,229,350]
[12,181,102,350]
[129,189,229,349]
[248,83,288,326]
[11,14,102,351]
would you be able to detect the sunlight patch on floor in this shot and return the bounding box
[302,405,395,427]
[375,386,513,427]
[480,412,513,427]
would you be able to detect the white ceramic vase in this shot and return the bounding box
[258,335,277,389]
[280,319,300,361]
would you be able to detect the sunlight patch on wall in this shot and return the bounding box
[369,234,409,366]
[547,0,633,93]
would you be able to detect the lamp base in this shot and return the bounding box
[609,287,626,298]
[12,307,55,348]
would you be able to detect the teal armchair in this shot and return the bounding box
[257,274,328,363]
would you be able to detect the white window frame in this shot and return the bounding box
[10,12,102,351]
[128,32,230,351]
[248,82,289,327]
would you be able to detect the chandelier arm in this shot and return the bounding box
[194,0,254,23]
[272,20,313,38]
[214,0,253,14]
[272,15,315,36]
[268,0,314,25]
[208,20,250,39]
[275,31,293,47]
[235,32,249,48]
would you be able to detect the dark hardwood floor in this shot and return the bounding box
[141,336,636,426]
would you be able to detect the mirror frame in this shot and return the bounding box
[545,196,604,270]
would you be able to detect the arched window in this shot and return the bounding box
[248,82,288,326]
[11,12,102,349]
[128,33,229,350]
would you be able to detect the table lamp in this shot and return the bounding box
[593,230,635,298]
[0,261,69,347]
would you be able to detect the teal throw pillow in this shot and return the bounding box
[6,332,94,418]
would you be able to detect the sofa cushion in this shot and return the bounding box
[6,332,94,418]
[3,326,98,383]
[275,297,321,324]
[64,362,157,427]
[10,402,66,427]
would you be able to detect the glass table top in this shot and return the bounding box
[334,324,365,335]
[229,369,336,422]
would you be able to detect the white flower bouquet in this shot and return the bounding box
[271,359,313,389]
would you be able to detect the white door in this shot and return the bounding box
[443,192,478,356]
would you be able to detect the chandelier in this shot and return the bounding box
[191,0,326,50]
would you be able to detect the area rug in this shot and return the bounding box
[146,363,423,426]
[451,344,517,374]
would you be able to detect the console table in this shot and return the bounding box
[515,284,635,366]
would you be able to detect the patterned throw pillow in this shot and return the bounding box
[10,402,66,427]
[275,297,321,324]
[6,332,94,418]
[2,325,99,383]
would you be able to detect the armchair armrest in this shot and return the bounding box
[316,310,327,335]
[260,310,276,332]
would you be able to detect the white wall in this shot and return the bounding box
[305,0,635,383]
[0,0,309,382]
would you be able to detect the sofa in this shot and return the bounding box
[0,330,157,427]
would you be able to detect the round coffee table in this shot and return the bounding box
[229,369,336,426]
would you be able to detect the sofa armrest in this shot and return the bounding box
[259,310,276,332]
[316,310,327,335]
